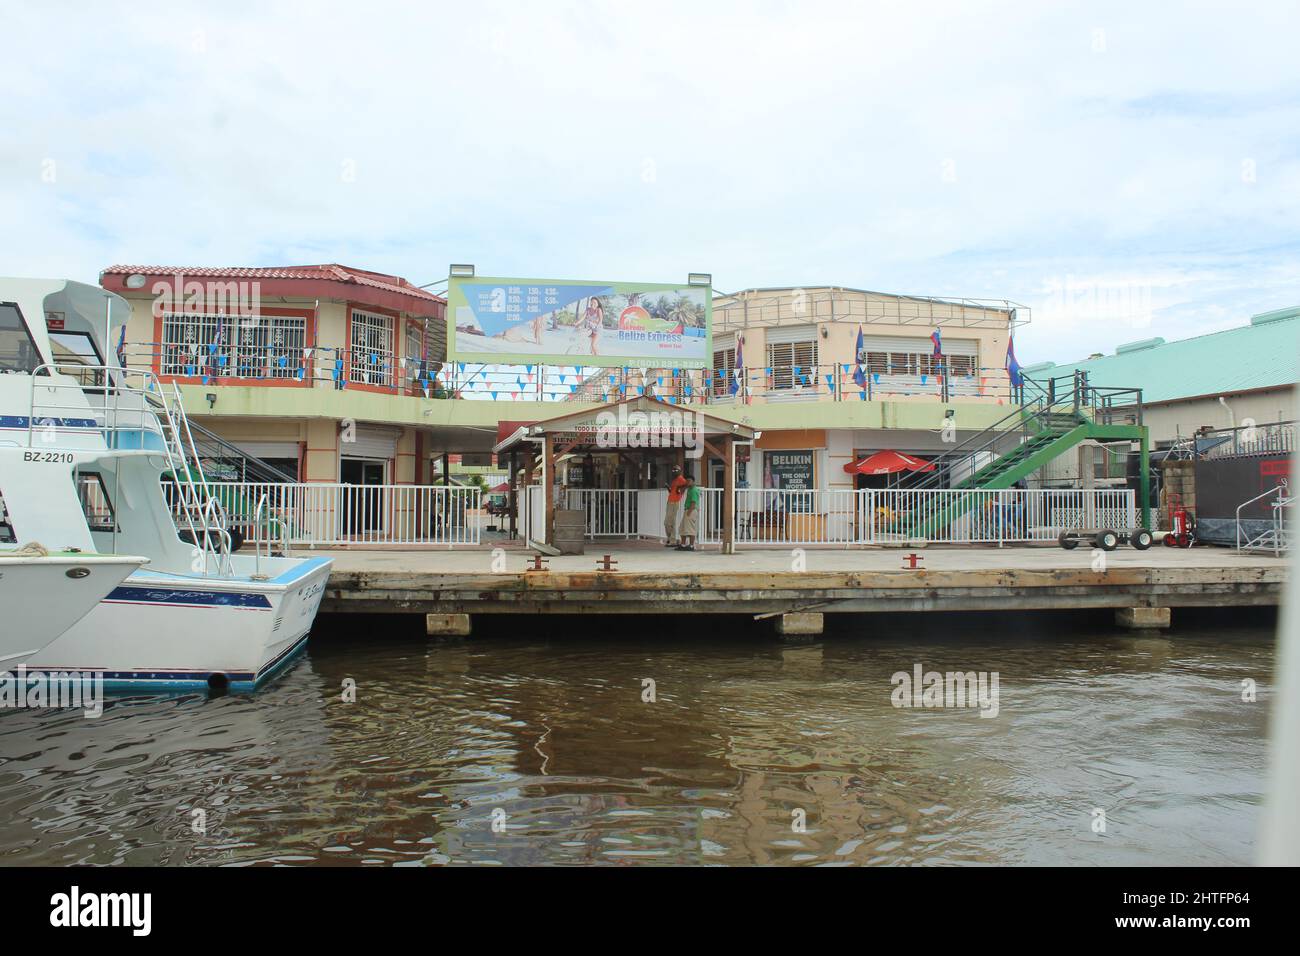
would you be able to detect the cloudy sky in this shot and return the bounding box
[3,0,1297,365]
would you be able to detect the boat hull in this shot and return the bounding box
[25,557,333,691]
[0,554,147,670]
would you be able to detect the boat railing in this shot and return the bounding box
[28,363,171,449]
[251,493,290,576]
[28,362,232,577]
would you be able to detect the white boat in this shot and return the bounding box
[0,550,147,669]
[0,277,333,691]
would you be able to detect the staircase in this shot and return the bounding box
[950,411,1090,491]
[185,419,296,483]
[904,372,1147,539]
[1237,488,1293,556]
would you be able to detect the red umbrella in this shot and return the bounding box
[843,450,936,475]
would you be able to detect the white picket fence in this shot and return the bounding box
[215,482,482,547]
[732,487,1135,546]
[215,481,1133,549]
[524,485,1135,548]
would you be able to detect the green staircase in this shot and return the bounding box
[902,373,1150,539]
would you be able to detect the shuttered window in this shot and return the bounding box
[858,335,979,378]
[766,334,818,390]
[713,346,736,395]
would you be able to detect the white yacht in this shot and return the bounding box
[0,277,333,691]
[0,549,147,670]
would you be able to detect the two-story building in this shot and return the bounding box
[99,264,451,487]
[564,286,1027,496]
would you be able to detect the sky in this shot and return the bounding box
[2,0,1298,366]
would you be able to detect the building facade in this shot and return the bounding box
[566,286,1028,495]
[99,264,448,487]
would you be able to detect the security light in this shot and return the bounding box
[125,273,147,289]
[449,264,476,278]
[687,273,711,287]
[205,392,217,409]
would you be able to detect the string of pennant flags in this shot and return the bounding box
[132,340,1011,403]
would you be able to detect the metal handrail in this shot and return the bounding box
[250,494,289,574]
[903,376,1063,492]
[26,361,236,577]
[1237,485,1291,554]
[907,372,1144,492]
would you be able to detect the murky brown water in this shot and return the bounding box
[0,611,1276,866]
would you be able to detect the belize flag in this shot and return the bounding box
[852,326,866,388]
[1005,334,1023,387]
[930,328,943,356]
[729,335,744,396]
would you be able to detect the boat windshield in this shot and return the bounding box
[0,302,42,374]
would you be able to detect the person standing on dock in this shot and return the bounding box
[665,464,687,547]
[676,474,700,552]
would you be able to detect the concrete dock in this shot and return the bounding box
[317,544,1287,633]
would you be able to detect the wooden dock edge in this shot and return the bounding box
[321,565,1285,616]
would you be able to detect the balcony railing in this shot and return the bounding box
[122,342,1018,405]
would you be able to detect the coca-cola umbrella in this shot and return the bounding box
[843,450,936,476]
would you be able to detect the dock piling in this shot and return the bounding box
[1115,607,1171,630]
[776,611,824,639]
[427,613,472,638]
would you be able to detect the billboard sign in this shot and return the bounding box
[447,276,710,368]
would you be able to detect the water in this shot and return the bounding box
[0,610,1276,866]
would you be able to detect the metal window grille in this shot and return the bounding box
[350,310,394,386]
[161,312,305,379]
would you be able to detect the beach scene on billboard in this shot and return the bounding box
[449,278,710,367]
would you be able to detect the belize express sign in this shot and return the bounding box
[447,276,711,368]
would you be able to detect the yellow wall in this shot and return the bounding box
[711,287,1015,407]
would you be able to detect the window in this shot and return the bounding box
[0,487,15,543]
[48,330,105,386]
[766,339,818,390]
[713,346,736,395]
[0,303,41,374]
[75,472,115,532]
[857,337,979,380]
[350,309,395,387]
[161,312,306,380]
[948,354,976,376]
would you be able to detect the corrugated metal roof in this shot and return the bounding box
[1034,311,1299,404]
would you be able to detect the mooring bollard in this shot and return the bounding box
[596,554,618,572]
[903,552,924,569]
[526,555,550,572]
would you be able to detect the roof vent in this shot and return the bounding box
[1250,306,1300,326]
[1088,352,1104,360]
[1115,337,1165,355]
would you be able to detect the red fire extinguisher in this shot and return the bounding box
[1164,492,1195,548]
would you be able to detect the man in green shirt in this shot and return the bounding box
[676,475,700,552]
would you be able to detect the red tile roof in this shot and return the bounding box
[100,263,444,313]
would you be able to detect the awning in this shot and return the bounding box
[843,450,936,475]
[496,420,536,447]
